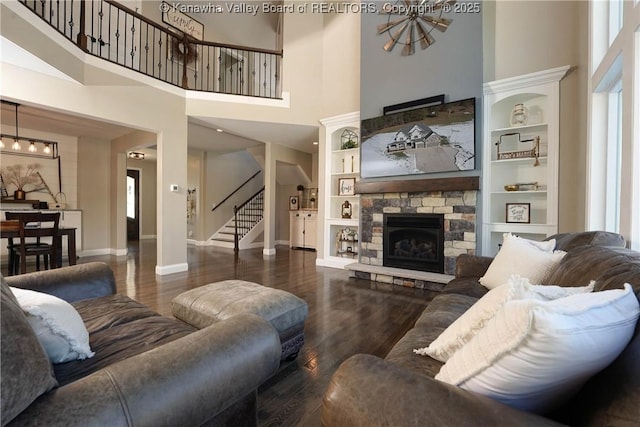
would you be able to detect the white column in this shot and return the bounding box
[263,142,276,256]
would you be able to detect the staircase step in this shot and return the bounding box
[212,236,234,242]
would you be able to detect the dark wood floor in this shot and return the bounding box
[74,240,437,426]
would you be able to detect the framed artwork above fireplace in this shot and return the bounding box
[360,97,476,178]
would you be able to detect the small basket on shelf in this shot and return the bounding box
[495,133,540,166]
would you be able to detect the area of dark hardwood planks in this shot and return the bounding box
[69,241,436,426]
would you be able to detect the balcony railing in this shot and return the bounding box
[20,0,282,99]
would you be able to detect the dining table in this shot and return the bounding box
[0,219,78,269]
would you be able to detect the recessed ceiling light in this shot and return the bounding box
[312,141,318,145]
[216,128,223,132]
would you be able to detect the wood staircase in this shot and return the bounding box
[209,189,264,249]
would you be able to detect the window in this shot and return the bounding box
[127,175,136,219]
[608,0,623,45]
[588,1,640,249]
[604,80,622,232]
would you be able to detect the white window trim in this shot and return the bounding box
[587,1,640,249]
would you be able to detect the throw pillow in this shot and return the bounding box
[435,284,640,413]
[479,233,566,289]
[1,278,57,425]
[11,287,94,364]
[414,275,594,362]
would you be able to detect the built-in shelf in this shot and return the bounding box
[318,111,361,269]
[491,190,548,195]
[491,123,548,133]
[491,156,548,164]
[482,65,569,256]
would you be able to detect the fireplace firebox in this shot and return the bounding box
[383,213,445,273]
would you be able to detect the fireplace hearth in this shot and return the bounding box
[383,213,444,273]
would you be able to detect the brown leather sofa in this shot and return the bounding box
[323,232,639,426]
[1,262,281,427]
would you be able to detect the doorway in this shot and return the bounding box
[127,169,140,240]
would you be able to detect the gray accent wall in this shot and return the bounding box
[361,3,483,121]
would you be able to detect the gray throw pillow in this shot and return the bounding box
[1,275,58,426]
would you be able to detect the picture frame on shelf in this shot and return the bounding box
[289,196,299,211]
[338,178,356,196]
[506,203,531,223]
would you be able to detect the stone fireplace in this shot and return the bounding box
[348,177,479,288]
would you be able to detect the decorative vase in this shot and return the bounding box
[510,103,528,127]
[14,189,26,200]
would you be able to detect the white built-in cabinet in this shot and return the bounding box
[317,112,360,269]
[290,211,317,250]
[482,66,569,256]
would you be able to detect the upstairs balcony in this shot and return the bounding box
[20,0,282,99]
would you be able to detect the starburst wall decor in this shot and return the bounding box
[378,0,456,56]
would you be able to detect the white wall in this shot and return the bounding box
[77,136,111,253]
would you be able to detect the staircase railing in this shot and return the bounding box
[211,170,261,212]
[234,187,264,251]
[20,0,282,99]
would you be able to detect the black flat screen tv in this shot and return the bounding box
[360,97,476,178]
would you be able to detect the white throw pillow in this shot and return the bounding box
[436,284,639,413]
[10,287,94,364]
[414,275,594,362]
[479,233,565,289]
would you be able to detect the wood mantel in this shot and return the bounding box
[355,176,480,194]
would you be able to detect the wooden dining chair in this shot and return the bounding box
[5,212,61,275]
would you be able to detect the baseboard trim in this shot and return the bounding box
[112,248,128,256]
[79,249,112,257]
[263,248,276,256]
[239,242,264,250]
[155,262,189,275]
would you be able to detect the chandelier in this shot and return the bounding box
[0,100,59,159]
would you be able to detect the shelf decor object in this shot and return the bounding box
[338,178,356,196]
[341,200,352,219]
[510,103,529,126]
[506,203,531,223]
[289,196,299,211]
[495,133,540,165]
[340,129,359,150]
